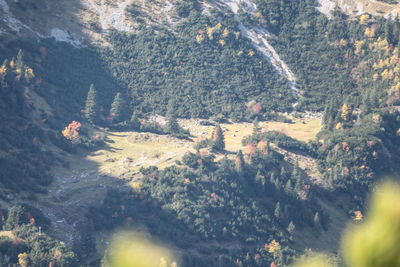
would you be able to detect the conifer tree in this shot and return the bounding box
[287,221,295,240]
[285,179,292,194]
[313,212,321,229]
[15,49,24,74]
[235,150,244,174]
[274,202,281,219]
[130,111,141,130]
[166,99,180,134]
[85,84,98,124]
[385,19,393,44]
[255,170,265,187]
[252,117,260,136]
[167,113,180,134]
[109,92,126,123]
[292,161,303,191]
[2,59,8,68]
[211,124,225,151]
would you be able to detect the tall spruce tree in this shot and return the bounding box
[15,49,24,74]
[130,111,141,130]
[211,124,225,151]
[109,92,126,123]
[85,84,98,124]
[166,100,180,134]
[235,150,244,174]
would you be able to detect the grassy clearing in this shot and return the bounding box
[335,0,400,16]
[87,117,321,179]
[0,231,14,239]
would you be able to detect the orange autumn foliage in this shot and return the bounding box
[62,121,81,144]
[245,143,256,156]
[353,211,363,221]
[252,103,262,114]
[257,140,267,151]
[342,142,350,152]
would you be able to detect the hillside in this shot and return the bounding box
[0,0,400,266]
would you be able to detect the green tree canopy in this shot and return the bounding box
[85,84,99,124]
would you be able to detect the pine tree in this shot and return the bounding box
[85,84,98,124]
[252,117,260,136]
[2,59,8,68]
[15,49,24,74]
[130,111,141,130]
[314,212,320,228]
[255,170,265,188]
[167,113,180,134]
[287,221,295,235]
[211,124,225,151]
[274,202,281,219]
[166,99,180,134]
[285,179,292,194]
[235,150,244,174]
[109,92,125,123]
[385,19,393,44]
[292,161,303,191]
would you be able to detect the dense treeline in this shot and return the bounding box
[101,10,294,121]
[256,0,356,111]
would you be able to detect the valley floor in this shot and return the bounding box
[32,115,351,261]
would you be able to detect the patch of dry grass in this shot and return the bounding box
[335,0,400,17]
[0,231,14,239]
[88,117,321,178]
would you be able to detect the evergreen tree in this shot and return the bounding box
[274,202,281,219]
[109,92,126,123]
[255,170,265,187]
[15,49,24,74]
[2,59,8,68]
[167,113,180,134]
[287,220,295,235]
[211,124,225,151]
[385,19,393,44]
[292,161,303,191]
[284,179,292,194]
[313,212,321,229]
[130,111,141,130]
[85,84,99,124]
[167,99,181,134]
[235,150,244,174]
[252,117,260,136]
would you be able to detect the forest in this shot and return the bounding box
[0,0,400,266]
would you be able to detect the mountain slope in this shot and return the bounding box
[0,0,400,266]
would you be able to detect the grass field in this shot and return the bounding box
[336,0,400,16]
[0,231,14,239]
[87,116,321,179]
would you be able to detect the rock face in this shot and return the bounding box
[0,0,176,45]
[224,0,298,100]
[317,0,400,18]
[0,0,399,47]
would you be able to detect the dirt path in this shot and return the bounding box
[32,155,128,247]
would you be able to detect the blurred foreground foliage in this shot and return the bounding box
[294,180,400,267]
